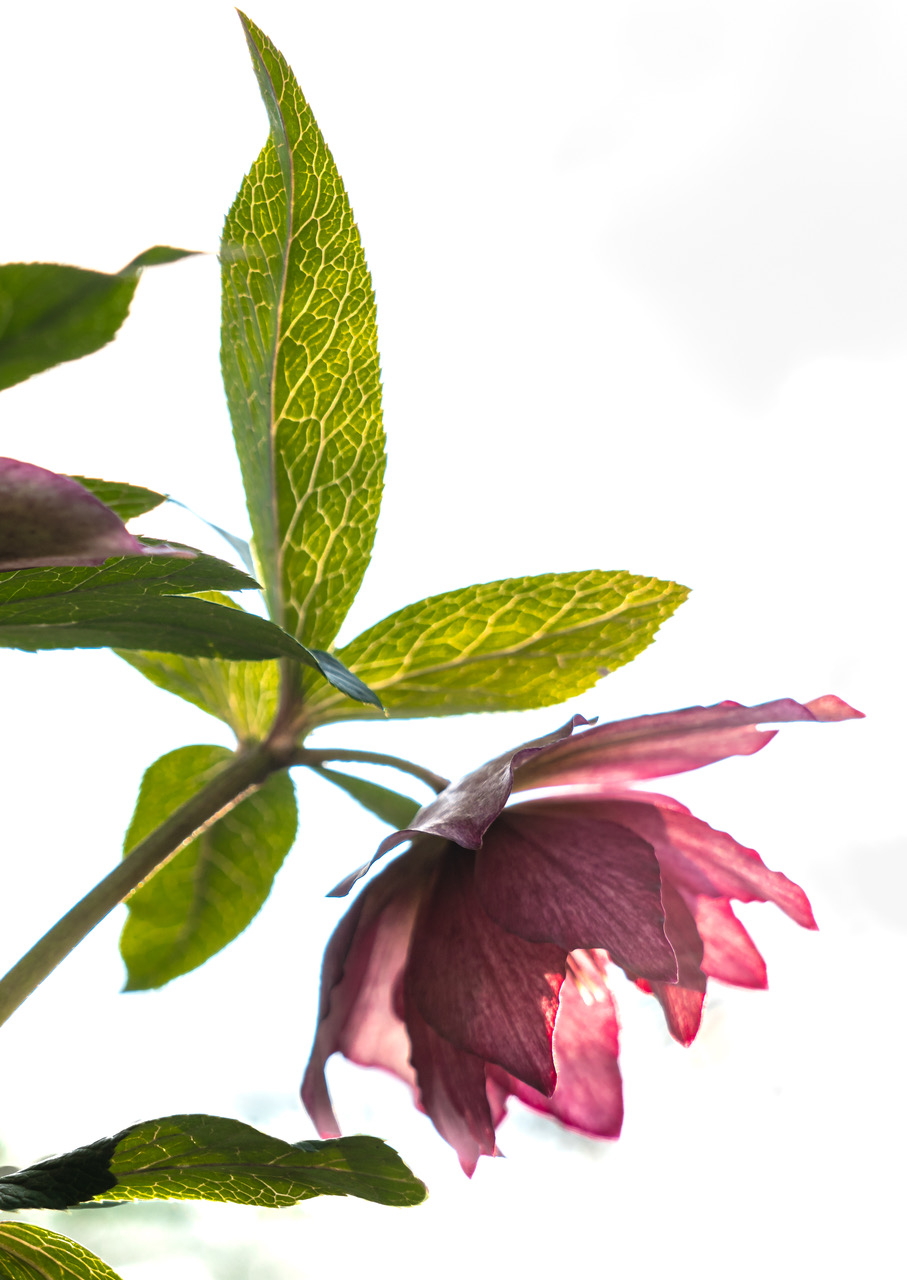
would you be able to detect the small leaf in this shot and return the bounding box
[104,1115,426,1208]
[68,476,167,521]
[120,746,298,989]
[0,1224,123,1280]
[0,250,196,391]
[222,13,385,648]
[314,765,421,828]
[116,593,281,741]
[306,570,689,722]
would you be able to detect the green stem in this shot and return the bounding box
[291,747,449,794]
[0,743,280,1031]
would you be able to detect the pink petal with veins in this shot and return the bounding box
[406,847,566,1095]
[475,802,676,981]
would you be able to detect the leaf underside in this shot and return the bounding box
[221,13,385,650]
[313,764,421,828]
[0,1223,123,1280]
[120,745,298,989]
[68,476,167,521]
[0,1115,426,1212]
[306,569,690,722]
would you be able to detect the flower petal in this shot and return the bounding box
[0,457,151,568]
[330,716,594,895]
[682,893,768,989]
[569,791,817,928]
[628,881,706,1045]
[487,969,623,1139]
[406,846,566,1095]
[301,848,437,1136]
[474,801,677,982]
[403,987,498,1176]
[511,698,863,791]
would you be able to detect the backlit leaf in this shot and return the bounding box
[0,1224,122,1280]
[313,765,421,828]
[221,13,385,649]
[306,570,689,722]
[120,745,297,989]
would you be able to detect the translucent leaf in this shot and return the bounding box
[120,745,298,989]
[221,13,385,648]
[0,1224,123,1280]
[306,570,690,722]
[314,765,421,828]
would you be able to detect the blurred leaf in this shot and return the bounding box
[165,498,255,574]
[116,593,281,741]
[314,765,421,828]
[0,1224,123,1279]
[222,13,385,648]
[120,745,298,989]
[104,1115,426,1208]
[308,570,690,722]
[0,250,196,391]
[68,476,167,521]
[0,1117,426,1213]
[0,548,332,663]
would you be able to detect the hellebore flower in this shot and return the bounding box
[302,696,862,1173]
[0,457,184,569]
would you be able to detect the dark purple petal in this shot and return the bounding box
[474,801,677,982]
[330,716,594,895]
[406,845,566,1096]
[511,698,863,791]
[301,847,438,1136]
[487,967,623,1139]
[0,458,151,568]
[403,987,498,1176]
[572,790,817,928]
[628,881,706,1045]
[681,893,768,989]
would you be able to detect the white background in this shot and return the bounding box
[0,2,902,1277]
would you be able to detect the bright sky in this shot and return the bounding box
[0,2,902,1277]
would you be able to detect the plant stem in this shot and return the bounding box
[0,743,279,1031]
[291,747,449,793]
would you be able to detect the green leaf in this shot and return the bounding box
[116,593,281,741]
[0,1117,426,1213]
[306,570,690,722]
[67,476,167,521]
[0,1136,120,1212]
[0,250,196,392]
[0,548,329,664]
[0,1224,123,1280]
[104,1115,426,1208]
[120,746,298,989]
[314,765,421,828]
[222,13,385,649]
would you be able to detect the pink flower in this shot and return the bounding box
[302,696,862,1173]
[0,458,184,569]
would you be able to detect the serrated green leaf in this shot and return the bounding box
[0,549,331,664]
[0,250,196,392]
[67,477,167,521]
[0,1117,425,1215]
[221,13,385,649]
[104,1115,426,1208]
[120,746,297,989]
[116,593,281,741]
[314,765,421,828]
[0,1224,123,1280]
[306,570,690,723]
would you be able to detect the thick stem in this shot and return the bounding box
[291,747,449,794]
[0,743,280,1031]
